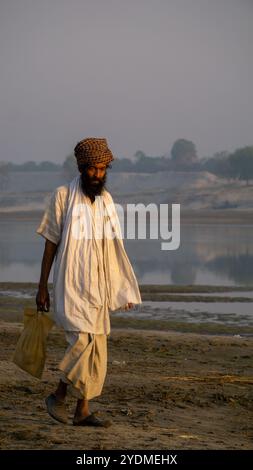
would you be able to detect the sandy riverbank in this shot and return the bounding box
[0,284,252,450]
[0,323,252,450]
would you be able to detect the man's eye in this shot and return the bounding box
[88,166,106,172]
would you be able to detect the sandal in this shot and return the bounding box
[45,393,68,424]
[73,412,112,427]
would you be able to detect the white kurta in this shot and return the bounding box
[36,176,142,334]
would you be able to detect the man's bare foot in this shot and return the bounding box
[73,398,90,424]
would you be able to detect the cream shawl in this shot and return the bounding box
[53,175,142,332]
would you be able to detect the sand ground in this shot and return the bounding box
[0,319,252,450]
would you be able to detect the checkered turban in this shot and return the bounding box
[74,137,114,166]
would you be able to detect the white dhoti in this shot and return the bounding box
[59,329,107,400]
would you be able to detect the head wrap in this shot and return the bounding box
[74,137,114,166]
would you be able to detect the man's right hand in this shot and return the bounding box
[36,285,50,312]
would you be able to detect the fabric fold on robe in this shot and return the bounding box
[59,332,107,400]
[50,176,141,333]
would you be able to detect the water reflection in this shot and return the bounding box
[0,219,253,285]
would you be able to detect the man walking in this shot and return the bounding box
[36,137,141,427]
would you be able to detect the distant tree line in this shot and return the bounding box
[59,142,253,185]
[1,139,253,186]
[3,161,62,172]
[62,139,200,177]
[203,147,253,185]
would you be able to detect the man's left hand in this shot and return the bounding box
[124,303,134,310]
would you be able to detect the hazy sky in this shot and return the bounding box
[0,0,252,163]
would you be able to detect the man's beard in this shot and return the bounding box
[80,171,107,198]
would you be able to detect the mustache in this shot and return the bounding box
[90,177,102,183]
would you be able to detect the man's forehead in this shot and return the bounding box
[88,163,107,169]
